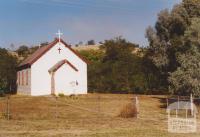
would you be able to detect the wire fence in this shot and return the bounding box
[0,94,200,133]
[0,95,136,120]
[0,95,197,120]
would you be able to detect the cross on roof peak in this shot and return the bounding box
[56,29,63,43]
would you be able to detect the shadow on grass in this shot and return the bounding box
[151,96,168,109]
[152,95,200,110]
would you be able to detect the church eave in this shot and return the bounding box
[17,64,31,71]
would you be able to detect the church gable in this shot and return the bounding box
[48,59,78,73]
[17,38,88,71]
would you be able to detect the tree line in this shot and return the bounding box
[81,0,200,96]
[1,0,200,96]
[79,38,162,94]
[146,0,200,96]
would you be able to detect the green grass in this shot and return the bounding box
[0,94,199,137]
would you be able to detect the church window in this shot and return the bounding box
[26,70,28,85]
[18,72,20,85]
[22,71,24,86]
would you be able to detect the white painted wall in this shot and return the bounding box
[54,64,81,95]
[30,42,87,96]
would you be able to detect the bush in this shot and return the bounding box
[0,89,5,97]
[69,94,78,99]
[58,93,65,97]
[119,103,138,118]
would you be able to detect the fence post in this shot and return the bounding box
[97,94,100,125]
[190,94,194,116]
[166,98,169,108]
[178,96,180,109]
[135,96,139,118]
[55,96,58,129]
[0,96,3,119]
[6,95,10,120]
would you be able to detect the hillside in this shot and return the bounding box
[72,45,100,51]
[12,44,142,63]
[9,45,101,61]
[0,94,199,137]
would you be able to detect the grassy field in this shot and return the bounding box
[0,94,199,137]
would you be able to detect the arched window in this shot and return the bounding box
[26,70,28,85]
[18,72,20,85]
[22,71,24,86]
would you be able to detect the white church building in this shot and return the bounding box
[17,36,88,96]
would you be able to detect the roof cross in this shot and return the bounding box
[56,29,63,43]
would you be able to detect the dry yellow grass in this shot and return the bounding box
[73,45,100,51]
[0,94,199,137]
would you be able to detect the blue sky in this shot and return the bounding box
[0,0,181,48]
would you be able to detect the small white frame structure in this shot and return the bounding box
[167,95,198,133]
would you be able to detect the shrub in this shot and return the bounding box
[69,94,78,99]
[0,89,5,97]
[119,103,138,118]
[58,93,65,97]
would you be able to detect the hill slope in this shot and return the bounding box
[0,94,199,137]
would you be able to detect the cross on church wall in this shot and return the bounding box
[58,47,62,54]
